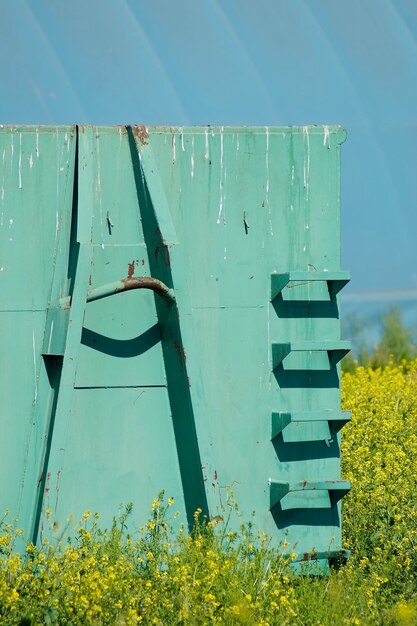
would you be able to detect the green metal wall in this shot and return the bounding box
[0,125,350,569]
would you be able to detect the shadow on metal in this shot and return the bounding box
[273,366,341,390]
[127,125,209,529]
[81,323,161,359]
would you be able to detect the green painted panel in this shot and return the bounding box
[39,387,186,539]
[1,125,348,565]
[0,126,76,538]
[0,126,75,311]
[75,245,165,388]
[0,312,48,521]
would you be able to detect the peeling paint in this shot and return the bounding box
[205,129,209,160]
[133,125,149,146]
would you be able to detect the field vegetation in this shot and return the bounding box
[1,310,417,625]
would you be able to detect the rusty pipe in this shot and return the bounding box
[59,277,175,308]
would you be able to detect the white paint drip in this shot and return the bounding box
[96,133,104,247]
[18,134,22,189]
[303,126,310,200]
[11,134,14,159]
[323,125,329,147]
[0,267,3,272]
[224,247,227,261]
[205,129,209,159]
[223,168,227,224]
[220,129,224,169]
[29,153,33,169]
[191,136,195,178]
[181,128,185,152]
[9,218,13,226]
[217,192,223,224]
[217,168,228,225]
[266,289,271,387]
[47,321,54,354]
[55,129,60,200]
[265,126,269,193]
[32,329,38,403]
[237,136,240,151]
[96,138,101,190]
[217,130,226,224]
[2,148,5,162]
[291,164,295,182]
[172,135,176,164]
[265,127,273,236]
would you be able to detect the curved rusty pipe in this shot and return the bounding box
[59,277,175,308]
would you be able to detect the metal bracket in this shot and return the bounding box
[269,479,351,510]
[271,410,351,442]
[271,271,350,301]
[272,341,351,370]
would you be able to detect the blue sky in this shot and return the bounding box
[1,0,417,307]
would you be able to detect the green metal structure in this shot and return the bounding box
[0,125,350,570]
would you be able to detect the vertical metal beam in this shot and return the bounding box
[32,127,96,543]
[128,126,209,529]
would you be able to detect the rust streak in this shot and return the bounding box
[118,276,173,301]
[133,124,149,145]
[127,260,136,279]
[173,340,186,369]
[163,246,171,269]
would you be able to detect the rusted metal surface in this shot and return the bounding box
[132,124,149,145]
[59,276,175,307]
[114,277,175,303]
